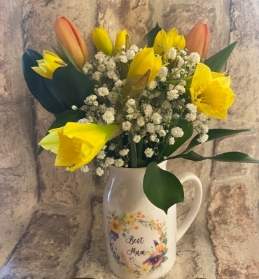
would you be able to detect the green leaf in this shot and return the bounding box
[204,41,238,72]
[52,63,95,109]
[58,41,80,71]
[144,162,184,213]
[173,151,259,163]
[183,128,251,153]
[37,109,86,155]
[160,119,193,158]
[145,23,162,47]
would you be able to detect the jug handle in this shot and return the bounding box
[176,172,203,242]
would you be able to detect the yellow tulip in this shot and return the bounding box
[55,16,88,69]
[115,29,128,55]
[190,63,235,119]
[153,28,186,55]
[39,122,119,171]
[31,50,66,79]
[185,22,210,59]
[92,27,113,56]
[127,47,162,84]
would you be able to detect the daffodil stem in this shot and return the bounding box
[129,134,137,168]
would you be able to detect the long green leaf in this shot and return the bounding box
[52,63,95,109]
[58,41,80,71]
[145,23,162,47]
[183,128,251,153]
[144,162,184,213]
[171,151,259,163]
[204,41,238,72]
[37,109,86,155]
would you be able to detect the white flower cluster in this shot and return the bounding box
[79,46,208,176]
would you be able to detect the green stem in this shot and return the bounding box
[129,134,138,168]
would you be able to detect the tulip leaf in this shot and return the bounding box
[159,119,193,158]
[146,23,162,47]
[122,71,150,101]
[204,41,238,72]
[183,128,251,153]
[22,49,69,115]
[172,151,259,163]
[37,109,86,155]
[58,41,80,71]
[144,162,184,213]
[52,63,95,109]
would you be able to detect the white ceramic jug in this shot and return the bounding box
[103,161,202,279]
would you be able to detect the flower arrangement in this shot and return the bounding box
[22,17,259,213]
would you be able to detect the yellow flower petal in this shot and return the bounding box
[39,122,119,172]
[92,27,113,56]
[153,29,168,55]
[190,63,235,119]
[167,28,186,49]
[115,29,128,55]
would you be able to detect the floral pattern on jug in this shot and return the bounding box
[106,210,168,277]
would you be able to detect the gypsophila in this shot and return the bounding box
[171,127,184,138]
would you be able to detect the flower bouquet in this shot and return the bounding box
[22,17,259,213]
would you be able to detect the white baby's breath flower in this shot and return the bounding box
[129,44,139,52]
[96,167,104,176]
[133,135,141,143]
[146,123,155,133]
[144,104,153,117]
[151,112,162,124]
[169,137,175,145]
[114,79,123,87]
[115,159,124,167]
[197,134,209,144]
[167,89,179,101]
[108,91,118,104]
[189,52,200,64]
[122,121,132,131]
[105,157,115,166]
[144,148,154,158]
[175,85,186,94]
[81,165,90,173]
[150,134,157,142]
[126,98,136,106]
[158,66,168,81]
[97,64,106,72]
[118,54,128,63]
[126,49,136,60]
[119,149,129,156]
[186,103,197,113]
[109,143,116,151]
[102,108,115,124]
[167,47,177,60]
[159,130,166,137]
[127,107,134,114]
[97,87,109,96]
[92,71,102,80]
[171,127,184,138]
[185,113,196,122]
[161,100,171,110]
[106,59,116,71]
[177,56,184,68]
[147,80,157,90]
[137,116,145,127]
[97,150,106,159]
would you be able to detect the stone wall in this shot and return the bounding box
[0,0,259,278]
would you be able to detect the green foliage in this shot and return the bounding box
[204,41,238,72]
[144,162,184,213]
[145,23,162,47]
[52,63,95,109]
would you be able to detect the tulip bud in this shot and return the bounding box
[92,27,113,56]
[115,29,128,55]
[55,16,88,69]
[185,22,210,59]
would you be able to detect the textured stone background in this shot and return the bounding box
[1,0,259,278]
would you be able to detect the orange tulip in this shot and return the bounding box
[185,22,210,59]
[55,16,88,69]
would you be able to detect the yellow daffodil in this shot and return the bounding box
[115,29,128,55]
[32,50,66,79]
[190,63,235,119]
[92,27,113,56]
[39,122,119,171]
[55,16,88,69]
[185,22,210,59]
[127,47,162,84]
[153,28,186,55]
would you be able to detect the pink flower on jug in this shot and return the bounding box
[143,252,164,269]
